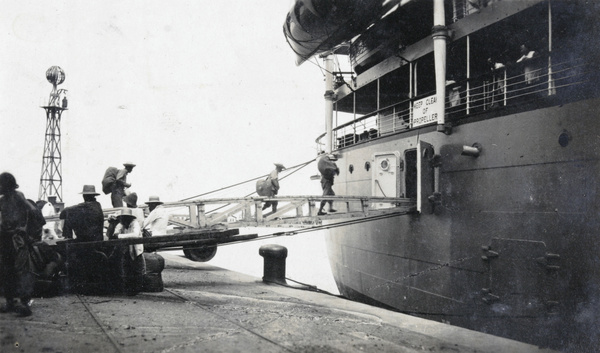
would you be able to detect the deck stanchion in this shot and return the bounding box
[296,203,304,217]
[197,204,206,228]
[361,199,369,214]
[308,201,316,216]
[255,200,264,223]
[243,202,252,221]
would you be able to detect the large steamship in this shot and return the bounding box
[284,0,600,350]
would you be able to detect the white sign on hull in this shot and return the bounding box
[412,94,442,128]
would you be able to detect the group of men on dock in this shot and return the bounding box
[1,153,339,318]
[60,162,168,296]
[0,162,171,317]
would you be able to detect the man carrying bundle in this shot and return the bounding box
[102,162,136,208]
[257,163,286,215]
[317,153,339,216]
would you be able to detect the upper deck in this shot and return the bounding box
[320,0,600,150]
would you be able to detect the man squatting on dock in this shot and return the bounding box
[107,208,145,296]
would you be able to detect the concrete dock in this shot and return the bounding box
[0,253,557,353]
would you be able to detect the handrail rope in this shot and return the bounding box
[204,158,317,215]
[179,157,318,202]
[374,179,387,197]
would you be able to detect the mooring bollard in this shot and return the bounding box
[259,244,288,284]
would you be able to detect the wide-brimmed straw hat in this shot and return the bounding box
[145,196,163,205]
[123,192,138,207]
[117,208,136,219]
[274,163,286,170]
[79,185,100,196]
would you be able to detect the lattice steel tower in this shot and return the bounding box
[39,66,68,203]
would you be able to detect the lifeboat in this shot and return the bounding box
[283,0,401,65]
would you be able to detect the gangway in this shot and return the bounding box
[160,195,415,229]
[49,195,416,261]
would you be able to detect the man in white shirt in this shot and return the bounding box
[141,196,168,252]
[516,44,540,84]
[107,208,144,295]
[142,195,169,238]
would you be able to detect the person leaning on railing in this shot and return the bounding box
[516,44,540,85]
[487,57,505,108]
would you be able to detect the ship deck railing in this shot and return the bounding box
[330,57,594,149]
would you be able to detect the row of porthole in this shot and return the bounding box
[349,159,390,174]
[346,131,570,174]
[348,161,373,174]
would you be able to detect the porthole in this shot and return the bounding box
[558,131,570,147]
[380,159,390,171]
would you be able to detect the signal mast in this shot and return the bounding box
[39,66,68,205]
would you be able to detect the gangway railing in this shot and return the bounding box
[47,196,416,262]
[146,195,415,230]
[45,195,416,231]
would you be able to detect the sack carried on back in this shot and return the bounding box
[102,167,119,194]
[318,156,339,179]
[256,177,274,197]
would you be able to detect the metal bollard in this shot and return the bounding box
[259,244,288,284]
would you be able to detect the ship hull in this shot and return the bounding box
[325,96,600,349]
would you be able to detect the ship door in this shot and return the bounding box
[372,152,400,209]
[417,140,435,214]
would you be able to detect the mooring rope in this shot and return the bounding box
[178,157,317,202]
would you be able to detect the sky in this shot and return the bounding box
[0,0,328,207]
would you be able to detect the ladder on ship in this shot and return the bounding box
[50,195,416,262]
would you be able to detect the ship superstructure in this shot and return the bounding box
[284,0,600,350]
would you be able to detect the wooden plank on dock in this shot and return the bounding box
[55,228,254,251]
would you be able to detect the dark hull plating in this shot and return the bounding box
[325,97,600,350]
